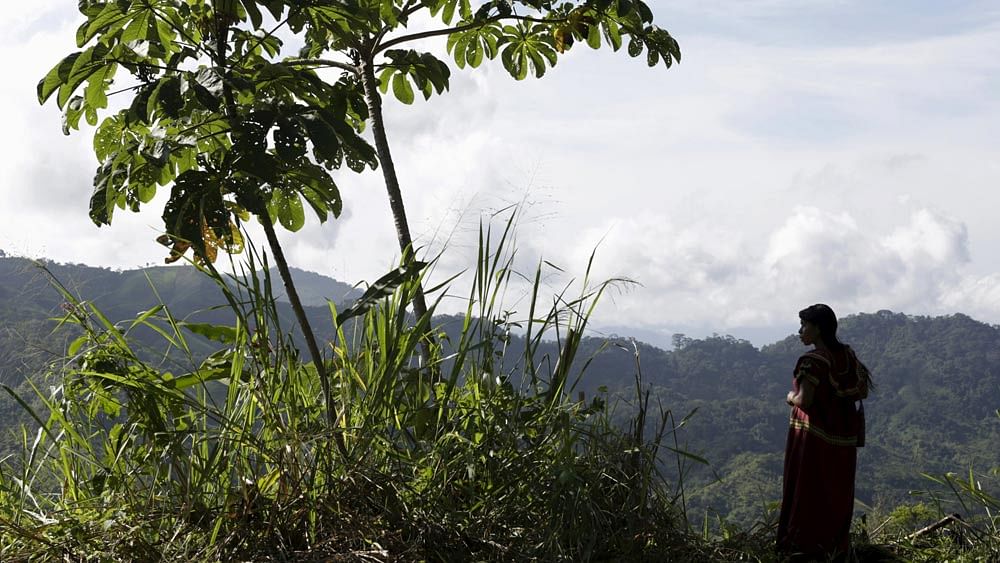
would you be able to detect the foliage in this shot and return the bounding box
[38,0,680,265]
[290,0,681,326]
[37,0,685,429]
[38,0,383,264]
[574,313,1000,531]
[5,258,1000,541]
[0,219,692,561]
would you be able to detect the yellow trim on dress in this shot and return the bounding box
[789,417,858,447]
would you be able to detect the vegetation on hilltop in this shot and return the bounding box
[0,225,705,561]
[2,252,999,560]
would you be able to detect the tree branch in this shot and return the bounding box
[150,5,214,60]
[107,83,146,98]
[374,14,568,55]
[374,0,419,45]
[285,58,360,75]
[906,513,964,541]
[235,16,290,68]
[375,17,503,54]
[194,128,232,143]
[213,7,345,456]
[358,59,436,374]
[399,0,421,20]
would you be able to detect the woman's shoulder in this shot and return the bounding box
[795,350,832,384]
[797,348,832,366]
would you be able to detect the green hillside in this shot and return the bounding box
[0,257,360,454]
[560,312,1000,527]
[2,256,998,537]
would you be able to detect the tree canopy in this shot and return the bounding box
[38,0,679,265]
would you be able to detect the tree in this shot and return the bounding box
[37,0,380,432]
[289,0,681,329]
[37,0,680,416]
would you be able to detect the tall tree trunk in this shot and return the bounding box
[215,10,345,455]
[259,216,348,457]
[260,215,335,421]
[359,59,434,366]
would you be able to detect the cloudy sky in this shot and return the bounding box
[2,1,999,347]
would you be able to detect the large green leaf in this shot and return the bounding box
[618,0,634,18]
[179,322,239,344]
[238,0,264,28]
[627,35,642,57]
[94,114,125,161]
[391,72,415,104]
[274,119,307,161]
[635,0,654,23]
[37,52,81,104]
[270,188,306,231]
[90,160,122,225]
[466,35,484,67]
[336,260,428,326]
[380,50,451,100]
[126,84,156,125]
[646,45,659,67]
[76,2,130,47]
[235,151,280,183]
[441,0,459,24]
[148,75,183,119]
[84,62,117,110]
[189,69,223,111]
[286,161,342,219]
[586,23,601,49]
[120,9,152,45]
[62,96,87,133]
[161,169,230,258]
[57,43,112,108]
[601,19,622,51]
[301,112,342,168]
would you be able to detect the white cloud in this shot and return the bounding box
[764,207,893,303]
[883,209,969,268]
[550,205,998,338]
[762,207,973,315]
[944,274,1000,316]
[3,3,1000,346]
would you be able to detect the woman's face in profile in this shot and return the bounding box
[799,320,819,346]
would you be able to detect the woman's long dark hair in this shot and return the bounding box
[799,304,845,352]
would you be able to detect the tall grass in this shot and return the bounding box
[873,441,1000,561]
[0,215,687,561]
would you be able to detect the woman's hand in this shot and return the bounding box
[786,380,816,409]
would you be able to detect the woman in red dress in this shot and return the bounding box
[777,304,872,560]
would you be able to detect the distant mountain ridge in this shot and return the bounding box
[0,255,362,423]
[0,254,362,310]
[2,255,998,525]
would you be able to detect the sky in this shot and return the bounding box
[2,1,999,348]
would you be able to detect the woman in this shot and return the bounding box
[777,304,872,559]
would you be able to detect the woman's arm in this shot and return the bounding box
[786,379,816,409]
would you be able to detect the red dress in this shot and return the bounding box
[777,346,867,556]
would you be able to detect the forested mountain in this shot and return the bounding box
[630,315,1000,524]
[2,256,998,526]
[0,256,361,452]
